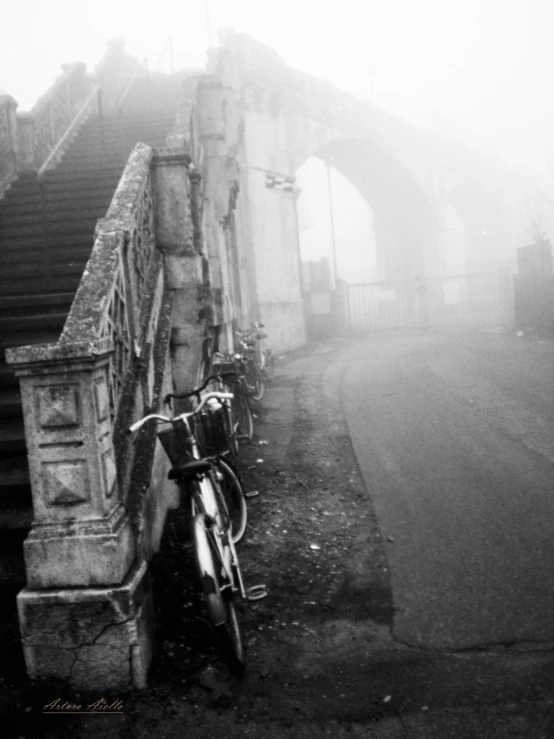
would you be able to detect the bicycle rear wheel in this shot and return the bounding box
[192,514,246,675]
[233,385,254,441]
[191,514,226,625]
[213,458,247,544]
[221,397,239,461]
[263,349,275,381]
[216,595,245,677]
[244,360,264,401]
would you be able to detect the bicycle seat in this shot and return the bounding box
[168,460,212,480]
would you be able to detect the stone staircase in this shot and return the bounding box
[0,75,182,617]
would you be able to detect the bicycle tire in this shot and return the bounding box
[216,595,246,677]
[213,458,247,544]
[244,360,264,401]
[233,385,254,441]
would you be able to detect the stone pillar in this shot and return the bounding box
[0,94,19,193]
[16,113,37,171]
[6,340,152,691]
[154,150,222,393]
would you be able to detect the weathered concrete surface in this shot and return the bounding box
[17,560,153,692]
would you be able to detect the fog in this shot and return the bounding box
[2,0,554,274]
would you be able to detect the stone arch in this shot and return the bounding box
[291,131,439,280]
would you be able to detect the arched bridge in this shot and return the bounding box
[202,29,528,347]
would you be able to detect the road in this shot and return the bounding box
[340,328,554,651]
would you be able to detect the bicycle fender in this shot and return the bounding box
[192,514,226,625]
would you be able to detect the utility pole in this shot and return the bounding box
[205,0,213,48]
[325,158,339,288]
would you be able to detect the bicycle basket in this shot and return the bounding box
[193,405,231,457]
[213,359,237,375]
[157,420,195,467]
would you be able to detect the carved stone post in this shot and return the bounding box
[155,149,222,392]
[6,340,151,691]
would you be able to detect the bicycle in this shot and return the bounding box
[234,322,273,401]
[165,377,247,540]
[211,353,254,442]
[128,391,267,676]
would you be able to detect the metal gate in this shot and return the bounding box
[339,272,514,333]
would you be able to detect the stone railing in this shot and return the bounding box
[0,62,95,196]
[7,142,173,584]
[6,142,176,690]
[31,62,94,168]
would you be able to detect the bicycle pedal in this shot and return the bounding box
[246,584,268,601]
[237,433,250,440]
[245,490,260,499]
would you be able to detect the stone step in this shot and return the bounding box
[0,327,64,351]
[40,165,125,184]
[67,123,173,146]
[0,217,97,239]
[0,204,109,227]
[0,312,68,335]
[0,362,18,389]
[0,232,93,251]
[0,292,75,312]
[2,176,120,206]
[0,253,88,275]
[0,260,88,284]
[0,509,33,534]
[0,420,26,453]
[0,389,22,419]
[0,467,31,501]
[0,274,82,297]
[6,173,122,200]
[0,553,26,587]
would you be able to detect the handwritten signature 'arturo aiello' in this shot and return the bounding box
[43,698,124,714]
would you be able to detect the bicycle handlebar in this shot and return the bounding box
[129,391,234,434]
[235,322,265,338]
[165,371,238,405]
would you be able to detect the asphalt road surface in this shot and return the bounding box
[340,328,554,651]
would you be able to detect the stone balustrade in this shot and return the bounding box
[31,62,93,169]
[0,62,95,197]
[6,142,179,690]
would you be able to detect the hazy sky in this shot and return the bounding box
[1,0,553,172]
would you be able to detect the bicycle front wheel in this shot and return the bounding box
[214,458,247,544]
